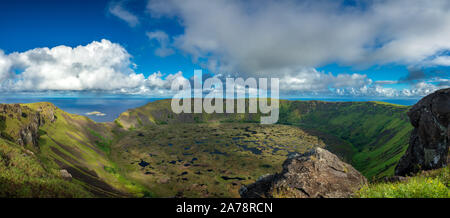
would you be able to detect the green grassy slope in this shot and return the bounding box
[278,100,413,179]
[26,102,151,197]
[0,99,414,197]
[0,102,148,197]
[0,137,92,197]
[116,99,267,129]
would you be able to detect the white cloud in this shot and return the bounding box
[147,0,450,74]
[273,67,439,98]
[115,70,189,96]
[335,85,400,98]
[278,67,371,93]
[144,0,450,98]
[1,39,146,91]
[401,82,440,97]
[0,50,12,82]
[0,38,445,98]
[429,56,450,66]
[0,39,191,97]
[0,39,156,93]
[334,81,448,98]
[109,1,139,27]
[146,70,185,89]
[275,67,447,98]
[146,31,175,57]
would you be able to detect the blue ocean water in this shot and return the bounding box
[0,97,162,122]
[0,96,419,122]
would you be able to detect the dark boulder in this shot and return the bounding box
[240,147,367,198]
[395,88,450,176]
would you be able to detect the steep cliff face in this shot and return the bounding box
[240,147,367,198]
[0,103,59,148]
[395,88,450,176]
[0,102,132,197]
[0,104,48,148]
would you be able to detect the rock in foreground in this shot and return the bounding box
[395,88,450,176]
[240,147,367,198]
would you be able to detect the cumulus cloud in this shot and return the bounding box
[0,39,146,91]
[109,1,139,27]
[0,39,192,96]
[147,0,450,74]
[0,38,444,98]
[143,0,450,98]
[401,82,441,97]
[146,71,186,89]
[0,50,12,82]
[334,80,449,98]
[146,31,175,57]
[277,68,371,94]
[274,67,445,98]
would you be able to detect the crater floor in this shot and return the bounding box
[111,123,351,197]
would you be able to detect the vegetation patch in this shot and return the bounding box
[108,123,354,197]
[356,167,449,198]
[117,99,413,179]
[87,128,112,154]
[0,138,92,197]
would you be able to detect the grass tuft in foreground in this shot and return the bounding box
[356,166,449,198]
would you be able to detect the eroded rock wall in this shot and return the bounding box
[395,88,450,176]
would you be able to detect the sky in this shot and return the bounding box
[0,0,449,99]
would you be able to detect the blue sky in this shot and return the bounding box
[0,0,449,99]
[0,0,194,75]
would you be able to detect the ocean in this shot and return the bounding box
[0,97,162,122]
[0,96,419,122]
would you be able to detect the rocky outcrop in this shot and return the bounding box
[0,104,44,147]
[17,120,40,147]
[34,102,57,124]
[240,147,367,198]
[60,169,73,181]
[395,88,450,176]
